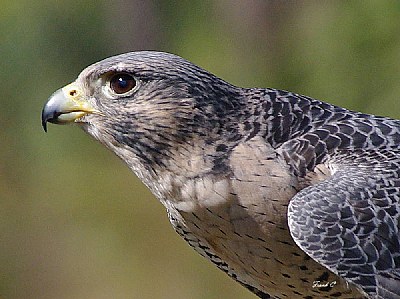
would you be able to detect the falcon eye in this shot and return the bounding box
[109,73,136,94]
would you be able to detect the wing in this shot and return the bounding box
[288,148,400,298]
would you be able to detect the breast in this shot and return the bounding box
[158,136,365,298]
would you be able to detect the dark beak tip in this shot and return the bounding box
[42,120,48,132]
[41,107,49,132]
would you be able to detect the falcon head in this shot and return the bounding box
[42,52,244,179]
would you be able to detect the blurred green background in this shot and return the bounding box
[1,1,400,299]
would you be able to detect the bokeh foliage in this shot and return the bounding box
[0,1,399,298]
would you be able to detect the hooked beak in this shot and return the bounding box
[41,83,98,132]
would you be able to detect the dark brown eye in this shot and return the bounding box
[110,73,136,94]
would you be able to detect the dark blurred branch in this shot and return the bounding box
[105,0,162,52]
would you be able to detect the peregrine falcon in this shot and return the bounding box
[42,51,400,299]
